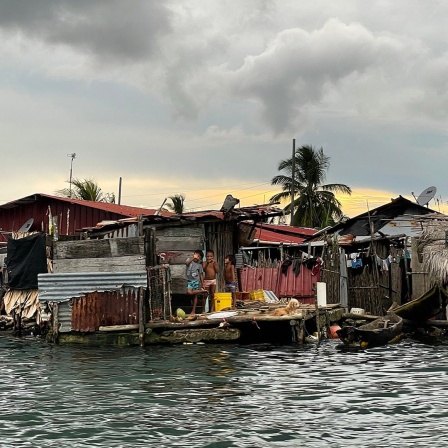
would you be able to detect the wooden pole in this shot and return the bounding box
[314,284,320,342]
[138,287,145,347]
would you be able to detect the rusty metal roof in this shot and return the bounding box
[176,204,283,220]
[255,227,305,244]
[80,203,284,234]
[306,196,444,245]
[253,223,317,245]
[0,193,161,217]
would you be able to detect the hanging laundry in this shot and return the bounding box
[311,257,323,276]
[292,259,301,276]
[304,257,317,269]
[346,254,352,268]
[281,258,292,275]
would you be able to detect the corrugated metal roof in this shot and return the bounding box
[0,193,160,217]
[252,223,317,244]
[171,204,283,220]
[38,271,147,303]
[255,223,317,236]
[81,204,285,235]
[255,228,306,244]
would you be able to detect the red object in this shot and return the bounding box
[329,324,341,339]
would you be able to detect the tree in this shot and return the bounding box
[270,145,351,228]
[56,178,115,203]
[166,194,186,214]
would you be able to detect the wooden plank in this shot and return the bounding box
[171,278,187,295]
[168,264,187,294]
[158,250,192,265]
[156,236,203,252]
[53,255,146,273]
[156,226,203,238]
[54,237,144,260]
[99,324,139,332]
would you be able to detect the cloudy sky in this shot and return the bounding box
[1,0,447,217]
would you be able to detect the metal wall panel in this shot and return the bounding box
[0,198,132,235]
[38,271,147,304]
[240,266,318,300]
[71,289,140,332]
[56,301,73,333]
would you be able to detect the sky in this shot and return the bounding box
[1,0,447,218]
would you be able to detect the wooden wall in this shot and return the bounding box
[152,221,236,295]
[53,237,145,272]
[153,224,205,294]
[321,240,404,315]
[203,221,236,292]
[52,220,237,296]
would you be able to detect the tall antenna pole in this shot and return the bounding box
[67,153,76,198]
[290,139,296,226]
[118,177,122,205]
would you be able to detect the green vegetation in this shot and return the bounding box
[166,194,186,214]
[270,145,351,228]
[56,178,115,203]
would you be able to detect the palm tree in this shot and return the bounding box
[56,178,115,203]
[166,194,186,214]
[270,145,351,228]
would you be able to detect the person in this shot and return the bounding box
[186,250,206,315]
[224,254,237,309]
[203,250,219,313]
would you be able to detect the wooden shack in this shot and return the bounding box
[313,196,446,315]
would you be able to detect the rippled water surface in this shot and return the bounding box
[2,337,448,447]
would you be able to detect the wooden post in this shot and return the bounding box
[146,227,157,267]
[138,215,144,237]
[138,287,145,347]
[314,284,320,342]
[296,320,304,344]
[53,303,59,343]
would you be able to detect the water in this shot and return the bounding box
[1,337,448,448]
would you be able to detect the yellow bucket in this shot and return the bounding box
[214,292,232,311]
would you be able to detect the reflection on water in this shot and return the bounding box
[1,336,448,447]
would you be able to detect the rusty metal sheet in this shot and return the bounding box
[71,289,140,332]
[240,266,318,299]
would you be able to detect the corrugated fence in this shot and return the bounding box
[240,265,319,302]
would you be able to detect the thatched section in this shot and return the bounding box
[417,218,448,285]
[3,289,40,319]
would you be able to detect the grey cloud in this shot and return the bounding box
[229,19,412,133]
[0,0,172,61]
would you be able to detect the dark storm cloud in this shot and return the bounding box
[0,0,172,61]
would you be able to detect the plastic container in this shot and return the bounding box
[350,308,365,315]
[249,289,265,301]
[236,292,251,301]
[214,292,233,311]
[316,282,327,307]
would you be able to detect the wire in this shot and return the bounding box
[121,181,273,199]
